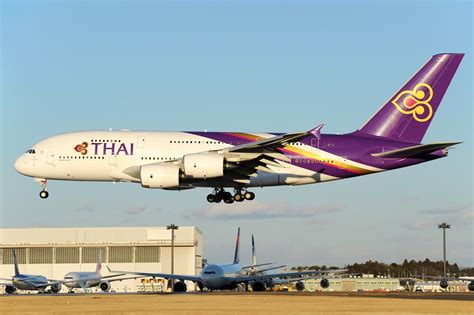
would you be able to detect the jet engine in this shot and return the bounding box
[439,280,449,289]
[183,153,224,179]
[5,285,17,294]
[99,281,111,292]
[50,283,61,293]
[251,281,266,292]
[468,281,474,292]
[320,278,330,289]
[295,281,305,291]
[173,281,187,293]
[140,164,180,188]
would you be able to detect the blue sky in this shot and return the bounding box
[1,1,472,267]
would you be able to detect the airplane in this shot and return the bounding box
[244,234,330,292]
[0,249,62,294]
[62,249,139,293]
[107,228,344,292]
[14,53,464,203]
[417,275,474,292]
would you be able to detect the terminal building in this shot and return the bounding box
[0,226,203,293]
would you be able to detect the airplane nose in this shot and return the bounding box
[14,155,29,175]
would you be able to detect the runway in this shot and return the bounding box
[1,292,472,314]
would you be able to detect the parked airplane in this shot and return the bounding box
[15,54,463,203]
[107,228,343,292]
[245,234,329,292]
[0,249,62,294]
[62,249,138,293]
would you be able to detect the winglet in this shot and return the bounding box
[309,123,325,140]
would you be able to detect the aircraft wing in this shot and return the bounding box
[271,277,311,285]
[122,125,324,185]
[229,269,346,284]
[100,274,126,279]
[213,124,324,184]
[60,275,139,286]
[241,262,278,270]
[106,266,201,283]
[253,265,286,274]
[106,276,145,283]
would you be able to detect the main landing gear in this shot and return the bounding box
[38,179,49,199]
[206,188,255,204]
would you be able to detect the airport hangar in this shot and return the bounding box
[0,226,202,293]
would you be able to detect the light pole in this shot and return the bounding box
[167,224,179,289]
[438,222,450,278]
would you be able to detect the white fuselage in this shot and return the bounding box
[63,271,101,289]
[15,131,340,188]
[199,263,244,290]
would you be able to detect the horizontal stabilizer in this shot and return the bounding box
[372,142,461,158]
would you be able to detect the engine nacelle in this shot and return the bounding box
[99,281,111,292]
[173,281,187,293]
[439,280,449,289]
[183,153,224,179]
[140,164,180,189]
[251,281,266,292]
[468,281,474,292]
[320,278,330,289]
[295,281,305,291]
[5,285,17,294]
[50,283,61,293]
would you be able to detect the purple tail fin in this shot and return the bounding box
[356,53,464,143]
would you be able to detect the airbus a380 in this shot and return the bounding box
[15,54,463,203]
[107,228,342,292]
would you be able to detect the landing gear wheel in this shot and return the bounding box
[223,192,234,204]
[234,193,244,202]
[207,194,216,203]
[39,191,49,199]
[244,191,255,200]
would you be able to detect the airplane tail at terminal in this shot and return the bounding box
[252,235,257,267]
[357,53,464,143]
[12,249,20,276]
[233,228,240,264]
[95,249,103,273]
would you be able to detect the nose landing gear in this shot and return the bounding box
[38,179,49,199]
[206,188,255,204]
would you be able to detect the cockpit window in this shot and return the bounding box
[25,149,36,154]
[204,271,216,275]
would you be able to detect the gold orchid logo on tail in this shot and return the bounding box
[74,142,88,155]
[392,83,433,122]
